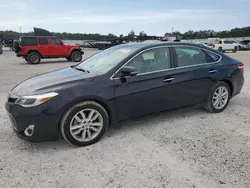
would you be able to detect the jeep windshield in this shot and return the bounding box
[75,45,139,74]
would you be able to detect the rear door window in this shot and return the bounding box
[175,46,208,67]
[204,50,221,62]
[39,38,48,45]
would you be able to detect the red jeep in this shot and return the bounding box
[15,36,84,64]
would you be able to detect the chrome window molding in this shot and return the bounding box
[110,44,222,80]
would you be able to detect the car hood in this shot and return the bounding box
[11,67,96,96]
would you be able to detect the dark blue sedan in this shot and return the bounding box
[5,42,244,146]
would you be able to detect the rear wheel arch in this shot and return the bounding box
[220,79,233,96]
[28,50,42,57]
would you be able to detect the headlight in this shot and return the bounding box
[15,92,58,107]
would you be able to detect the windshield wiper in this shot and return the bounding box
[74,67,90,73]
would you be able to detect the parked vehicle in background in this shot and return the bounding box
[5,42,244,147]
[239,40,250,50]
[14,36,84,64]
[0,43,3,54]
[211,39,238,52]
[232,40,243,50]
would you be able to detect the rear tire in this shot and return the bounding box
[27,52,41,64]
[204,81,231,113]
[232,46,237,53]
[71,51,82,62]
[218,47,223,52]
[60,101,109,147]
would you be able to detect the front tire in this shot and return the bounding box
[60,101,109,147]
[71,51,82,62]
[27,52,41,64]
[204,82,231,113]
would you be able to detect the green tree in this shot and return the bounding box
[139,31,147,36]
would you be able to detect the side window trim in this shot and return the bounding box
[110,46,174,80]
[172,45,222,69]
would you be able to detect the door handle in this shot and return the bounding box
[209,69,217,74]
[163,77,175,82]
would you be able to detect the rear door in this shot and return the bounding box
[171,45,219,105]
[38,38,50,57]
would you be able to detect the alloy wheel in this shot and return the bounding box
[69,109,103,142]
[212,86,229,110]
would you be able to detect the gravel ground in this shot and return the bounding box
[0,48,250,188]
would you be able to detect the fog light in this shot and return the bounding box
[24,125,35,137]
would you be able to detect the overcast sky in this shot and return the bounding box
[0,0,249,35]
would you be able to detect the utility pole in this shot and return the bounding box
[171,27,174,35]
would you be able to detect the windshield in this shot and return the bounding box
[76,45,139,74]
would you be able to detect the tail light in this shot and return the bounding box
[237,63,244,72]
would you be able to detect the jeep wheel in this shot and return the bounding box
[71,51,82,62]
[218,47,223,52]
[27,52,41,64]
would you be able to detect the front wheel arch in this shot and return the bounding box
[58,98,112,131]
[69,49,83,56]
[60,100,109,146]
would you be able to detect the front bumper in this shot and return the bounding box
[5,101,61,142]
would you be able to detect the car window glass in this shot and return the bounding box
[126,47,171,74]
[39,38,48,45]
[77,46,139,74]
[175,46,207,67]
[51,38,62,45]
[20,37,37,46]
[204,50,221,62]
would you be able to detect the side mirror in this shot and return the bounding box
[119,66,138,77]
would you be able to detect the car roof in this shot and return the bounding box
[117,41,209,49]
[20,36,57,38]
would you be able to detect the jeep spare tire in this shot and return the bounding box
[71,51,82,62]
[27,52,41,64]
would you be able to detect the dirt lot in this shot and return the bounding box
[0,48,250,188]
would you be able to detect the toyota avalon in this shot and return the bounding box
[5,42,244,146]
